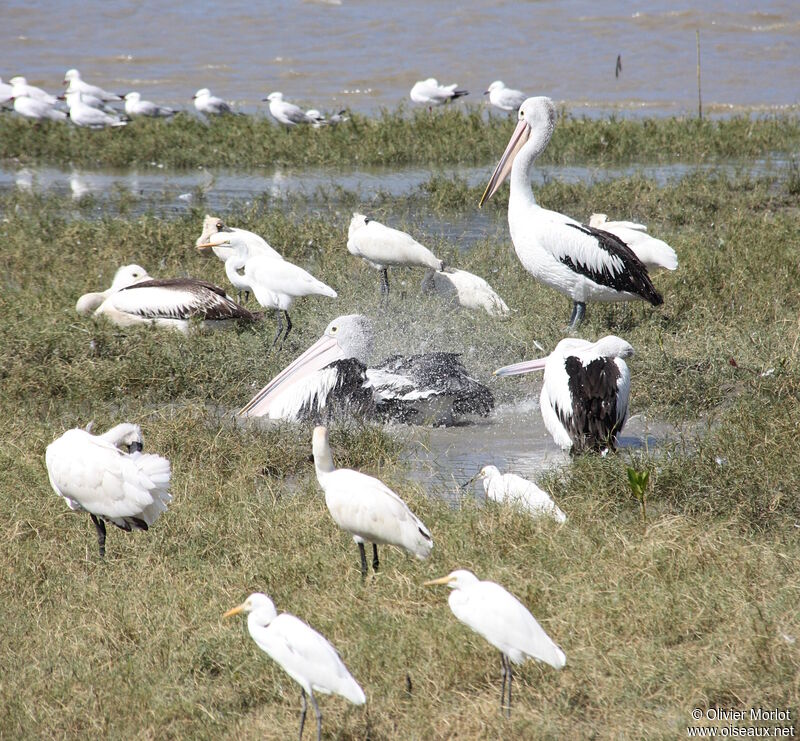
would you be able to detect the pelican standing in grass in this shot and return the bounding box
[223,592,365,741]
[409,78,468,107]
[45,423,171,557]
[466,465,567,522]
[195,214,282,264]
[421,268,510,316]
[312,426,433,578]
[588,213,678,272]
[199,235,336,347]
[495,335,633,454]
[425,569,566,715]
[347,213,444,296]
[484,81,527,112]
[480,96,663,329]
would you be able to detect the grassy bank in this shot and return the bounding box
[2,107,800,169]
[1,166,798,738]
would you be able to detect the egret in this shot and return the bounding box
[466,465,567,522]
[312,425,433,578]
[195,214,282,265]
[45,423,171,557]
[421,268,510,316]
[424,569,565,714]
[223,592,365,741]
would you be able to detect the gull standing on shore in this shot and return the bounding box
[193,88,232,115]
[264,92,319,126]
[484,81,527,112]
[410,78,468,107]
[124,92,175,118]
[64,68,122,102]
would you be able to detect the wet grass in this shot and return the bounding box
[1,107,799,168]
[1,165,798,738]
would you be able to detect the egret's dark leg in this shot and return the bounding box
[298,689,308,741]
[358,542,368,579]
[271,311,283,347]
[500,655,507,711]
[379,268,390,296]
[237,290,242,304]
[372,543,380,572]
[245,290,250,304]
[506,657,513,717]
[282,311,292,346]
[90,514,107,558]
[309,692,322,741]
[566,301,586,331]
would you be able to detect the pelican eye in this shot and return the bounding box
[216,221,224,230]
[330,326,338,334]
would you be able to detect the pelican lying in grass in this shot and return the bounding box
[467,465,567,522]
[45,423,171,557]
[195,214,282,264]
[78,264,258,332]
[421,268,510,316]
[425,569,565,715]
[495,335,633,454]
[313,425,432,578]
[224,592,365,741]
[239,314,493,425]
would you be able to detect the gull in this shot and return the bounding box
[12,93,67,122]
[495,335,633,454]
[195,214,282,264]
[223,593,365,741]
[45,422,171,557]
[0,78,13,107]
[313,425,433,578]
[124,92,175,118]
[64,68,122,102]
[484,81,527,112]
[421,268,510,316]
[480,97,664,329]
[588,213,678,272]
[193,88,232,115]
[425,569,566,715]
[466,465,567,522]
[264,92,319,126]
[9,76,58,105]
[409,78,468,107]
[64,91,127,128]
[238,314,494,425]
[347,213,444,296]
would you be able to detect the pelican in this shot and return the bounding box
[9,76,58,105]
[484,81,527,112]
[195,214,282,264]
[425,569,566,715]
[224,592,365,741]
[238,314,494,425]
[193,88,232,115]
[313,425,433,577]
[123,92,175,118]
[80,264,259,332]
[409,78,468,107]
[198,235,336,347]
[467,465,567,522]
[421,268,510,316]
[264,92,319,126]
[64,91,127,128]
[588,213,678,272]
[64,68,122,102]
[45,423,171,557]
[347,214,444,296]
[495,335,633,454]
[12,94,67,122]
[480,97,664,329]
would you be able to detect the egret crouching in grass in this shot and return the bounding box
[425,569,565,715]
[224,592,365,741]
[45,423,171,557]
[467,465,567,522]
[312,425,433,578]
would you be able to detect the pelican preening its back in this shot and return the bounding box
[238,314,493,426]
[588,213,678,273]
[425,569,566,714]
[45,423,171,557]
[421,268,511,316]
[480,96,666,329]
[223,592,365,741]
[469,465,567,522]
[496,335,633,454]
[313,425,433,577]
[347,213,444,296]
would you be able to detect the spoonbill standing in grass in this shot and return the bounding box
[424,569,566,715]
[312,425,433,578]
[347,213,444,296]
[410,78,468,107]
[199,235,336,347]
[45,423,171,557]
[421,268,510,316]
[192,88,232,115]
[195,214,282,265]
[466,465,567,522]
[223,592,365,741]
[479,96,664,329]
[495,335,633,454]
[588,213,678,273]
[484,81,527,112]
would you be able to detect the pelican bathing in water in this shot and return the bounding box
[480,97,664,329]
[495,335,633,454]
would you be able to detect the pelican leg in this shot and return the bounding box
[566,301,586,331]
[357,542,368,578]
[372,543,380,572]
[90,513,107,558]
[271,311,284,348]
[309,692,322,741]
[298,689,307,741]
[379,268,390,296]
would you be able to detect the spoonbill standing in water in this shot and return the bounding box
[480,96,664,329]
[495,335,633,454]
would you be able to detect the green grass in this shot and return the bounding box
[1,163,799,738]
[1,107,799,168]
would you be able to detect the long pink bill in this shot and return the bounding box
[238,334,345,417]
[478,117,531,207]
[493,356,548,377]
